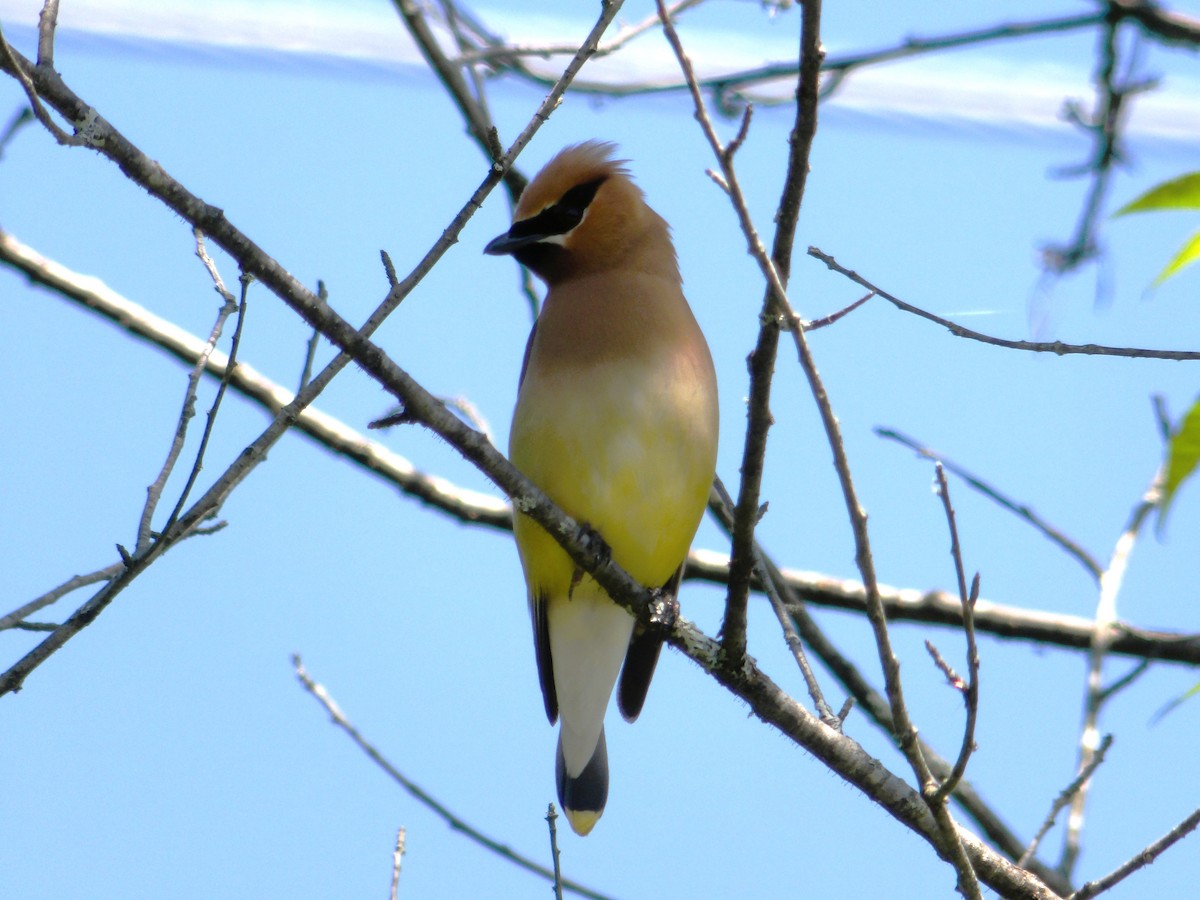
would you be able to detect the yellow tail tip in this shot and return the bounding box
[564,808,601,836]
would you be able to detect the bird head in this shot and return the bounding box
[484,141,673,284]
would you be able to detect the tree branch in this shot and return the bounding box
[809,247,1200,361]
[720,0,824,665]
[1069,805,1200,900]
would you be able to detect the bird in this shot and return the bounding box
[484,141,719,836]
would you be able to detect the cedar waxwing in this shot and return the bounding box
[485,142,719,836]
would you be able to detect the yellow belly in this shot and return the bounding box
[510,355,716,598]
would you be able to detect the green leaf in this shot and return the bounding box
[1158,397,1200,532]
[1151,229,1200,286]
[1115,171,1200,216]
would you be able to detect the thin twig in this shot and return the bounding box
[929,466,981,805]
[1069,806,1200,900]
[389,827,406,900]
[1040,9,1156,279]
[161,251,251,536]
[546,805,564,900]
[298,282,324,392]
[448,0,703,66]
[819,12,1107,100]
[1061,479,1160,877]
[0,14,80,146]
[1096,659,1150,704]
[135,233,239,552]
[809,247,1200,361]
[391,0,526,203]
[878,428,1104,583]
[438,394,494,443]
[925,640,965,689]
[0,334,352,697]
[801,292,873,331]
[37,0,60,68]
[437,0,495,137]
[711,478,836,726]
[1020,734,1114,867]
[292,656,614,900]
[0,564,124,631]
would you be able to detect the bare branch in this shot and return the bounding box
[711,477,837,727]
[292,656,613,900]
[1097,658,1150,703]
[37,0,60,69]
[1040,10,1157,279]
[0,564,123,631]
[684,555,1200,667]
[391,0,527,203]
[546,805,564,900]
[1061,477,1160,877]
[673,614,1060,898]
[929,468,981,805]
[1113,0,1200,47]
[819,12,1107,100]
[801,292,873,331]
[878,428,1105,583]
[448,0,704,67]
[699,492,1070,893]
[809,247,1200,361]
[159,237,251,537]
[0,337,352,695]
[1069,805,1200,900]
[135,235,240,552]
[0,14,82,146]
[474,7,1179,111]
[389,827,406,900]
[1020,734,1115,868]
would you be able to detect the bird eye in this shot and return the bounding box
[558,178,606,221]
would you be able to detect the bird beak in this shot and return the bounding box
[484,229,545,256]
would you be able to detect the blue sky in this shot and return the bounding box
[2,1,1199,898]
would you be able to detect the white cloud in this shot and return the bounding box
[1,0,1196,144]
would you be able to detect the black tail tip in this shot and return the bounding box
[556,729,609,836]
